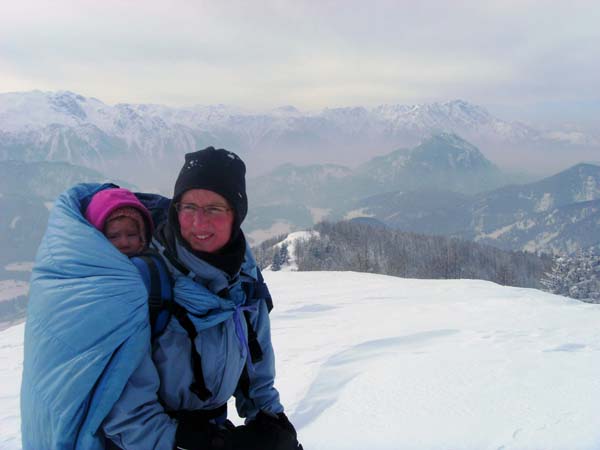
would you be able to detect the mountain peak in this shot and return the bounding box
[422,131,480,151]
[412,132,495,171]
[48,91,88,120]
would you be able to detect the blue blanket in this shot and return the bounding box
[21,183,151,450]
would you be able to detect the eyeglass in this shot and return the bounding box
[175,202,232,220]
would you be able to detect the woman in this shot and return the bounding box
[21,148,302,449]
[103,147,302,449]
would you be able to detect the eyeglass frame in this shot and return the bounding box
[175,202,233,220]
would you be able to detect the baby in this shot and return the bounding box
[85,188,154,256]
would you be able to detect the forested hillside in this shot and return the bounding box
[254,221,551,289]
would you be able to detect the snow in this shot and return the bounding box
[2,272,600,449]
[523,231,561,253]
[4,263,34,273]
[575,176,600,202]
[0,324,22,449]
[476,222,515,240]
[9,217,20,230]
[516,218,536,230]
[0,281,29,302]
[545,130,588,145]
[535,192,554,212]
[266,231,318,271]
[344,208,375,220]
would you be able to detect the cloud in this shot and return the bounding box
[1,0,599,122]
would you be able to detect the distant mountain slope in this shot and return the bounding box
[0,160,134,267]
[249,163,354,207]
[0,160,130,200]
[352,189,471,235]
[246,133,513,243]
[464,163,600,251]
[0,194,49,267]
[2,90,596,190]
[358,163,600,254]
[355,132,505,194]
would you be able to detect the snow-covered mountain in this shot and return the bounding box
[2,271,600,449]
[466,163,600,253]
[2,90,596,190]
[245,133,514,243]
[354,132,505,194]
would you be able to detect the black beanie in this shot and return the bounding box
[173,147,248,226]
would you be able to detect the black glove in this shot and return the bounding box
[229,411,303,450]
[175,419,234,450]
[254,411,298,440]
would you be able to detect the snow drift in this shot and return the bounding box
[1,271,600,449]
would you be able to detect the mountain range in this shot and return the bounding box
[356,163,600,254]
[1,90,598,192]
[2,134,595,255]
[246,132,521,244]
[2,90,599,255]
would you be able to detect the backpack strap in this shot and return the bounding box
[239,267,274,365]
[243,311,264,364]
[132,250,212,402]
[130,251,173,337]
[168,301,213,401]
[256,268,273,312]
[237,268,274,399]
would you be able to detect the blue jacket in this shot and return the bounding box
[21,183,282,449]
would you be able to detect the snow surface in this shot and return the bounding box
[9,217,20,230]
[535,193,554,212]
[4,263,34,273]
[0,324,22,449]
[2,272,600,449]
[344,208,375,220]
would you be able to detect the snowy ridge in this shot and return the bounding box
[2,272,600,449]
[2,91,597,187]
[0,93,538,141]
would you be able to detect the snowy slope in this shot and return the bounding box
[266,230,318,271]
[2,272,600,449]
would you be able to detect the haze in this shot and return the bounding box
[2,0,600,127]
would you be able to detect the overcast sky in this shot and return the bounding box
[2,0,599,124]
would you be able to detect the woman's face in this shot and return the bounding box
[178,189,234,253]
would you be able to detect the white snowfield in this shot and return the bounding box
[2,271,600,449]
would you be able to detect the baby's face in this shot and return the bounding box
[104,217,143,256]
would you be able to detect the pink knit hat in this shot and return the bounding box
[85,188,154,243]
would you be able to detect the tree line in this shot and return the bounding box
[254,221,552,289]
